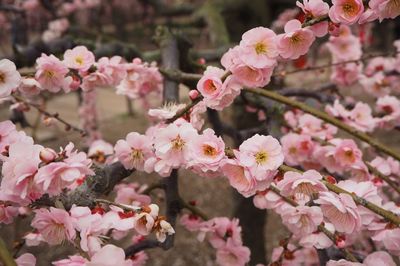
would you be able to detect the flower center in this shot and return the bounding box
[202,144,217,157]
[45,70,55,78]
[290,34,302,44]
[382,105,393,114]
[204,80,218,93]
[171,135,185,150]
[254,42,267,55]
[0,72,5,83]
[255,151,268,164]
[131,148,143,161]
[75,56,84,65]
[342,2,358,16]
[289,147,297,154]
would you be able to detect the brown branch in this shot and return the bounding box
[0,236,16,266]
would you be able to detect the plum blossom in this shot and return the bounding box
[296,0,330,37]
[300,222,335,249]
[329,0,364,25]
[15,253,36,266]
[155,219,175,243]
[281,205,323,236]
[0,204,19,224]
[18,78,42,97]
[31,207,76,245]
[369,0,400,21]
[363,251,396,266]
[114,183,151,207]
[187,128,226,177]
[216,239,251,266]
[63,46,95,71]
[359,72,391,97]
[277,170,327,204]
[238,27,279,68]
[86,244,132,266]
[236,134,283,182]
[276,19,315,59]
[0,59,21,98]
[88,139,114,163]
[114,132,154,171]
[280,133,315,166]
[52,255,87,266]
[197,67,242,110]
[35,54,72,93]
[315,192,361,234]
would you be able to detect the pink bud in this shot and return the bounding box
[43,117,55,127]
[198,58,206,65]
[328,22,340,37]
[40,148,57,163]
[336,239,346,248]
[189,90,199,100]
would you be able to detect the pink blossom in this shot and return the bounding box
[238,27,279,68]
[134,205,159,236]
[327,27,362,62]
[364,57,395,76]
[0,59,21,98]
[369,0,400,21]
[15,253,36,266]
[52,255,87,266]
[197,67,242,110]
[148,103,186,121]
[277,19,315,59]
[300,222,334,249]
[298,114,338,139]
[221,158,270,197]
[331,63,363,87]
[86,244,132,266]
[24,232,44,246]
[155,219,175,242]
[63,46,95,71]
[114,132,154,171]
[221,46,274,88]
[332,139,362,167]
[315,192,361,234]
[277,170,327,204]
[1,142,43,203]
[236,134,283,182]
[296,0,330,37]
[327,259,363,265]
[18,78,42,97]
[363,251,396,266]
[0,204,19,224]
[329,0,364,24]
[31,207,76,245]
[152,121,198,176]
[88,139,114,163]
[207,217,243,248]
[114,183,151,207]
[348,102,377,132]
[281,205,323,236]
[179,214,205,232]
[35,54,72,93]
[34,143,93,196]
[187,128,226,177]
[281,133,315,166]
[216,239,250,266]
[359,72,391,97]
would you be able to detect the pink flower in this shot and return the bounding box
[179,214,205,231]
[239,27,278,68]
[88,139,114,163]
[363,251,396,266]
[35,54,72,93]
[221,46,274,88]
[0,59,21,98]
[63,46,95,71]
[298,114,338,139]
[297,0,330,37]
[0,142,43,203]
[155,219,175,242]
[114,183,151,207]
[236,134,284,181]
[34,143,94,196]
[300,222,334,249]
[327,26,362,62]
[86,244,132,266]
[18,78,42,97]
[197,67,242,110]
[369,0,400,21]
[114,132,154,171]
[327,259,363,266]
[277,19,315,59]
[52,255,87,266]
[24,232,44,246]
[31,207,76,245]
[221,158,270,197]
[329,0,364,24]
[0,204,19,224]
[15,253,36,266]
[332,139,363,167]
[216,239,250,266]
[277,170,327,204]
[134,205,159,236]
[152,121,198,176]
[315,192,361,234]
[281,205,323,236]
[148,103,186,121]
[187,128,226,177]
[207,217,243,248]
[359,72,391,97]
[281,133,315,166]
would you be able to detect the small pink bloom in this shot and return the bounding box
[281,205,323,236]
[332,139,363,167]
[277,170,327,204]
[35,54,72,93]
[327,259,363,265]
[236,134,283,182]
[363,251,396,266]
[300,222,334,249]
[114,132,154,171]
[179,214,205,231]
[315,192,361,234]
[155,219,175,242]
[0,203,19,224]
[148,103,186,121]
[277,19,315,59]
[31,207,76,245]
[329,0,364,24]
[18,78,42,97]
[87,244,132,266]
[63,46,95,71]
[369,0,400,21]
[0,59,21,98]
[52,255,87,266]
[297,0,330,37]
[208,217,243,248]
[239,27,279,68]
[187,128,226,177]
[281,133,315,166]
[216,239,250,266]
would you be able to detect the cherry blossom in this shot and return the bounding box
[0,59,21,98]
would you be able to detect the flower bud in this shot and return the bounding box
[189,90,199,100]
[40,148,57,163]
